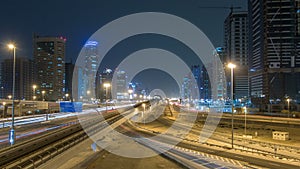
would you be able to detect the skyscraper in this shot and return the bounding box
[224,11,249,101]
[181,73,193,102]
[0,62,3,99]
[191,65,201,99]
[115,70,127,100]
[77,41,99,101]
[97,68,113,102]
[248,0,300,105]
[191,65,211,100]
[65,62,74,101]
[33,35,66,101]
[213,47,227,100]
[199,65,211,100]
[181,65,210,102]
[1,58,33,100]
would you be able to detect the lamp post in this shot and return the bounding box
[103,83,111,113]
[186,103,190,113]
[134,94,137,100]
[2,102,6,128]
[142,103,146,125]
[32,85,37,101]
[1,87,4,99]
[86,90,91,101]
[42,91,46,101]
[287,98,290,118]
[128,89,133,101]
[244,106,247,135]
[228,62,236,149]
[8,43,16,145]
[139,95,143,102]
[65,93,69,101]
[2,102,6,117]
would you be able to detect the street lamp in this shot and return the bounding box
[2,102,6,116]
[1,87,4,99]
[2,102,6,128]
[103,83,111,113]
[128,89,133,101]
[86,90,91,101]
[8,43,16,145]
[32,85,37,101]
[42,91,46,101]
[287,98,291,118]
[8,95,12,100]
[142,103,146,125]
[65,93,69,101]
[186,103,190,113]
[244,106,247,135]
[228,62,236,149]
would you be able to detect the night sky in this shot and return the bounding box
[0,0,247,97]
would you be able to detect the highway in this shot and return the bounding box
[43,102,246,169]
[129,126,298,169]
[126,103,300,169]
[0,107,125,168]
[151,112,300,161]
[1,101,300,168]
[38,104,188,169]
[0,104,132,147]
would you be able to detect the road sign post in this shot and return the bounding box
[9,128,15,145]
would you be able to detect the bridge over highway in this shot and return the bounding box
[0,99,59,116]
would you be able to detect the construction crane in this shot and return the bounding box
[197,6,242,13]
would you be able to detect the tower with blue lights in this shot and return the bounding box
[79,40,99,101]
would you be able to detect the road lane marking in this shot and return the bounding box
[234,155,244,159]
[268,163,280,166]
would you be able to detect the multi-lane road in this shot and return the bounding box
[1,102,300,168]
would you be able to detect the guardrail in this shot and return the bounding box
[136,114,300,163]
[0,124,83,167]
[8,128,88,169]
[0,111,122,168]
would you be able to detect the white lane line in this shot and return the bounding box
[237,161,244,167]
[269,163,280,167]
[207,149,214,153]
[234,155,244,159]
[230,159,237,165]
[216,166,226,169]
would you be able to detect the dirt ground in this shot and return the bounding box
[86,150,184,169]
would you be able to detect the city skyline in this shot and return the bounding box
[0,0,247,62]
[0,1,300,168]
[0,0,299,103]
[0,0,248,100]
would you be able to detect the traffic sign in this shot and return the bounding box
[59,102,82,112]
